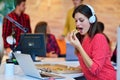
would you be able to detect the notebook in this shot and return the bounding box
[13,53,64,79]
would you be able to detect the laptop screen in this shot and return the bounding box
[16,33,46,61]
[66,43,78,61]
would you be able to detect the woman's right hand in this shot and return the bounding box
[69,30,81,49]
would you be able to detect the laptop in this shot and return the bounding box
[65,42,78,61]
[16,33,46,61]
[13,53,64,79]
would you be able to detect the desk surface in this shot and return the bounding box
[0,55,83,80]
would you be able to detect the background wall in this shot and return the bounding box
[25,0,120,50]
[0,0,15,53]
[0,0,120,51]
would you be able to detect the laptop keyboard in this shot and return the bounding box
[40,73,51,77]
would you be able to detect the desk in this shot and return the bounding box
[0,56,83,80]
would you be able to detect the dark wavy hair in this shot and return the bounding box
[34,21,47,34]
[72,4,98,38]
[97,21,104,33]
[14,0,26,7]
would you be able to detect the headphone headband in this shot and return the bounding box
[86,4,95,15]
[86,4,96,23]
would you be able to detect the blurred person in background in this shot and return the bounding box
[2,0,31,55]
[59,0,84,40]
[96,21,110,45]
[34,21,60,58]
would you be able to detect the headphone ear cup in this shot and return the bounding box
[89,15,96,23]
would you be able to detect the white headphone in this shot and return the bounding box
[86,4,96,23]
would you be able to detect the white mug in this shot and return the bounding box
[5,63,14,76]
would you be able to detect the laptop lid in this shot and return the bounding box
[13,53,64,79]
[17,33,46,61]
[13,53,42,79]
[66,43,78,61]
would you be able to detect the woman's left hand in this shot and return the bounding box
[69,30,81,49]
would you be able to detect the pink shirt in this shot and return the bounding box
[78,33,116,80]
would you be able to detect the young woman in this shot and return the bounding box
[69,4,116,80]
[34,21,60,58]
